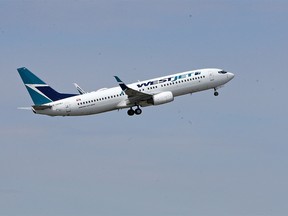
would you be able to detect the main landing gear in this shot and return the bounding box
[214,88,219,96]
[127,106,142,116]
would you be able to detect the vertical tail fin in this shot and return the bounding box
[17,67,77,105]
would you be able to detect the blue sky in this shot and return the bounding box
[1,1,288,216]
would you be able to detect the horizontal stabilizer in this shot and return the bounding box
[32,105,52,110]
[17,107,32,110]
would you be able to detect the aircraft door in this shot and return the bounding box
[209,72,214,81]
[65,103,71,113]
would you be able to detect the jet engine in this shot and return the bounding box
[148,91,174,105]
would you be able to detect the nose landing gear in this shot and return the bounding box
[214,88,219,96]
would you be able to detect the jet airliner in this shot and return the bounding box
[17,67,234,116]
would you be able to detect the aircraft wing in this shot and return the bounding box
[73,83,86,94]
[114,76,152,105]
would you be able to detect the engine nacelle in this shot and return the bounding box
[148,91,174,105]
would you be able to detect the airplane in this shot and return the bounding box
[17,67,234,117]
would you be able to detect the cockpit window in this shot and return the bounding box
[218,70,227,74]
[195,72,201,75]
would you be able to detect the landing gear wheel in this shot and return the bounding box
[127,108,135,116]
[213,88,219,96]
[135,108,142,115]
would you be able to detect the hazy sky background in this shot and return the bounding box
[1,1,288,216]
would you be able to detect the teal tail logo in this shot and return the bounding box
[17,67,77,105]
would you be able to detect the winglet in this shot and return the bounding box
[73,83,86,94]
[114,76,122,83]
[114,76,128,91]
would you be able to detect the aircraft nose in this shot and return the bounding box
[227,72,235,81]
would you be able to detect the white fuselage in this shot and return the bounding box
[35,68,234,116]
